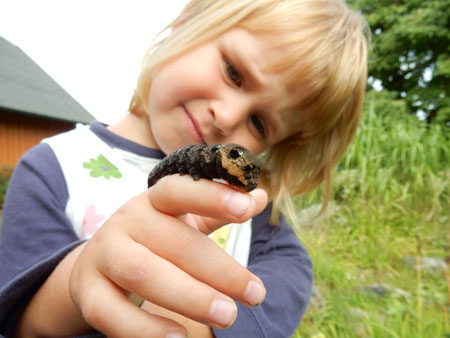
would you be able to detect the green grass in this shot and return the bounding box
[292,91,449,337]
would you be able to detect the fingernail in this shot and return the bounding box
[166,333,188,338]
[224,192,251,217]
[209,299,237,328]
[244,280,266,306]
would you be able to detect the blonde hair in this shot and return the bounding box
[129,0,370,225]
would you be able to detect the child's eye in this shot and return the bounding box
[251,114,266,138]
[226,61,242,87]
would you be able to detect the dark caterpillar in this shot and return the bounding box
[147,144,261,192]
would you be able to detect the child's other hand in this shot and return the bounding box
[69,174,268,337]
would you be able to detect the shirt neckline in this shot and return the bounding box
[89,121,166,160]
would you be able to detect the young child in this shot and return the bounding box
[0,0,369,337]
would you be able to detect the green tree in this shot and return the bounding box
[354,0,450,125]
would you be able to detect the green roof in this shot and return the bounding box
[0,36,94,124]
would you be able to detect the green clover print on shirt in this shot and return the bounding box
[83,154,122,179]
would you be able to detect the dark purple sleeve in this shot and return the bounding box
[213,207,314,338]
[0,143,83,336]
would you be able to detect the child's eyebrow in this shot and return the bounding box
[220,41,266,89]
[219,38,295,144]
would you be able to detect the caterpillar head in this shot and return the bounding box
[215,144,261,192]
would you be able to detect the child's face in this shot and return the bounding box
[147,28,308,155]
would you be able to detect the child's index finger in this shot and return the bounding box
[187,187,268,235]
[148,174,265,223]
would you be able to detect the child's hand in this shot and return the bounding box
[69,174,268,337]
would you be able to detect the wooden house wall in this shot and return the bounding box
[0,110,74,167]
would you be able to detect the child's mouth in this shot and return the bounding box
[183,105,207,145]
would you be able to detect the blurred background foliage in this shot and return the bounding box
[354,0,449,125]
[0,166,12,210]
[294,0,449,336]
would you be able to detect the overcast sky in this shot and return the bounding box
[0,0,189,124]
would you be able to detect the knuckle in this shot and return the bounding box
[150,175,177,199]
[155,174,175,189]
[118,253,151,291]
[100,242,149,291]
[129,258,150,287]
[137,322,161,338]
[81,298,106,330]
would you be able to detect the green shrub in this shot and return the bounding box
[293,90,449,337]
[0,166,13,210]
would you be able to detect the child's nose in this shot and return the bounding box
[209,99,249,136]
